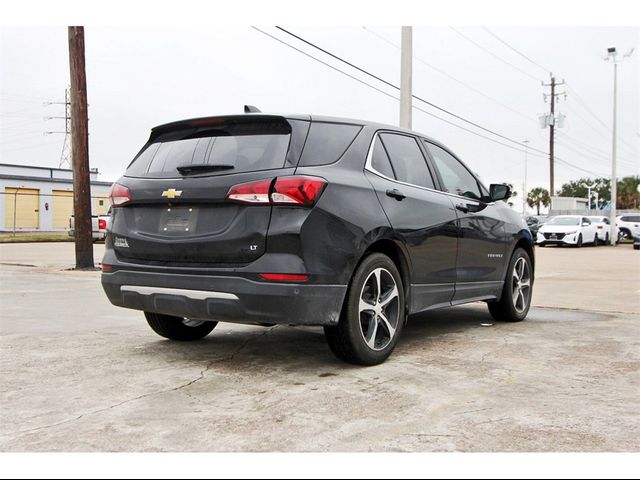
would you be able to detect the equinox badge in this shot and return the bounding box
[162,188,182,199]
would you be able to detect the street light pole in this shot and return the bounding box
[586,183,598,212]
[604,46,634,245]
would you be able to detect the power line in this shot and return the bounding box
[462,27,637,159]
[362,27,534,123]
[253,27,604,179]
[449,27,542,82]
[557,131,636,167]
[276,26,540,153]
[566,83,639,156]
[481,27,551,75]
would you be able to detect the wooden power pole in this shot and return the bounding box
[68,26,94,269]
[543,75,565,196]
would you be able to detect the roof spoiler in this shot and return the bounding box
[244,105,262,113]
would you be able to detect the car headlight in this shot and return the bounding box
[565,231,577,235]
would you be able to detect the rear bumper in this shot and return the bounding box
[101,269,346,326]
[69,229,106,240]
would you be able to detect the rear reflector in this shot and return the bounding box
[259,273,309,282]
[226,176,327,207]
[109,183,132,206]
[227,179,272,204]
[98,218,107,230]
[101,264,113,272]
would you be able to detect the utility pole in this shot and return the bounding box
[604,46,634,245]
[542,76,565,196]
[399,26,412,129]
[522,140,529,216]
[68,26,94,269]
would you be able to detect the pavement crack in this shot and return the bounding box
[9,326,281,436]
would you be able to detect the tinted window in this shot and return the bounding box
[126,143,160,176]
[425,142,481,200]
[378,133,434,189]
[622,215,640,222]
[298,122,362,166]
[371,138,395,179]
[126,125,291,178]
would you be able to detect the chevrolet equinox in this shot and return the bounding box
[101,112,535,365]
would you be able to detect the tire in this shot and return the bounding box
[324,253,405,366]
[593,234,598,246]
[145,312,217,341]
[576,234,583,248]
[488,248,533,323]
[538,242,546,247]
[605,233,610,245]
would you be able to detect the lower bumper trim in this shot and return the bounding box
[120,285,239,301]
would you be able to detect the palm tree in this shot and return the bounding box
[527,187,550,215]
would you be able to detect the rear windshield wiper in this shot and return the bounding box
[176,164,235,175]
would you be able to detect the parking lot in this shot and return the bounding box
[1,242,639,452]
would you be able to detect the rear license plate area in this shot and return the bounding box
[159,207,199,234]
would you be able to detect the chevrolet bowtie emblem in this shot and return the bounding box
[162,188,182,199]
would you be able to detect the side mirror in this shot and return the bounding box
[489,183,511,202]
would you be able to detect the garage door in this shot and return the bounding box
[52,190,74,229]
[4,187,40,229]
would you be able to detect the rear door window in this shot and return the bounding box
[378,133,435,189]
[370,137,396,179]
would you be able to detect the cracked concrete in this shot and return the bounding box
[1,243,639,451]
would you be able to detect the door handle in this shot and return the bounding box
[455,203,469,214]
[386,189,406,201]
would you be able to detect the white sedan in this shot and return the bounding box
[536,215,598,247]
[587,216,617,245]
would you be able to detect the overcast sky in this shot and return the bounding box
[1,25,638,196]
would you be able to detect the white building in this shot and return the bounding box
[0,163,113,232]
[550,196,589,212]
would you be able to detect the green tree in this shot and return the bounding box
[617,175,640,209]
[558,175,639,208]
[558,177,610,205]
[527,187,550,215]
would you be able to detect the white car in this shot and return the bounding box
[616,214,640,241]
[587,216,617,245]
[536,215,598,247]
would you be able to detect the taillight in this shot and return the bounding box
[271,176,327,206]
[226,179,272,204]
[98,218,107,230]
[226,176,327,207]
[109,183,131,206]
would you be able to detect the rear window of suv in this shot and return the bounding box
[125,121,292,178]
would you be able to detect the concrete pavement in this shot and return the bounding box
[0,242,639,451]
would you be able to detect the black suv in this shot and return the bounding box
[102,113,534,365]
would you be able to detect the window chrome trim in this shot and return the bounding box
[364,131,491,205]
